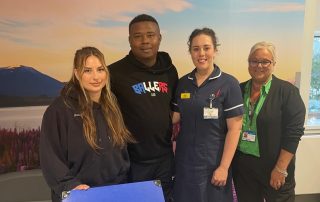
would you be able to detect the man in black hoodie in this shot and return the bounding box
[108,14,178,202]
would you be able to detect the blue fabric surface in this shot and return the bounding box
[63,180,165,202]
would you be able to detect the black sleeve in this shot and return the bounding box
[172,81,180,113]
[169,65,179,111]
[40,104,81,199]
[281,86,306,154]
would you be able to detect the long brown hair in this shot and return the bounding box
[62,46,134,150]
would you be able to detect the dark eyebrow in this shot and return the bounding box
[192,44,212,48]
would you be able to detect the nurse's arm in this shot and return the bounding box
[172,111,181,124]
[221,115,242,169]
[211,115,242,186]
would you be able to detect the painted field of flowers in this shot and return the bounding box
[0,128,40,174]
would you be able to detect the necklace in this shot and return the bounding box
[250,93,260,105]
[249,85,261,120]
[250,84,261,103]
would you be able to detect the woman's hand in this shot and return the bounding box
[73,184,90,190]
[211,166,228,187]
[270,149,292,190]
[270,167,286,190]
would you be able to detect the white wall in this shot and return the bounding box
[295,134,320,194]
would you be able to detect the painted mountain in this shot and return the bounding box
[0,65,64,107]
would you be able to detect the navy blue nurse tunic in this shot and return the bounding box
[173,65,244,202]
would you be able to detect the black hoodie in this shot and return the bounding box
[40,90,130,202]
[109,51,178,162]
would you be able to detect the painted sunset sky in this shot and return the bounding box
[0,0,305,82]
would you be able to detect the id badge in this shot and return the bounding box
[242,130,256,142]
[203,107,218,119]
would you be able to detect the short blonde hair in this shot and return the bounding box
[248,41,276,62]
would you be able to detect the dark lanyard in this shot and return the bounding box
[248,96,260,127]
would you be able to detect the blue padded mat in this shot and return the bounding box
[62,180,165,202]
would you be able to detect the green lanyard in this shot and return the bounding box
[238,79,272,157]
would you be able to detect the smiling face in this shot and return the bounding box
[129,21,161,67]
[190,34,216,72]
[75,55,107,102]
[248,48,275,84]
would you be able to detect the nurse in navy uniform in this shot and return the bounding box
[172,28,244,202]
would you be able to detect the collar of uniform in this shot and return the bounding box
[187,64,222,81]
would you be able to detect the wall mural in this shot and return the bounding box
[0,0,305,174]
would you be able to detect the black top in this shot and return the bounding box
[240,75,306,178]
[108,51,178,162]
[40,91,130,202]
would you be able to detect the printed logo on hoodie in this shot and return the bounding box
[132,81,168,96]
